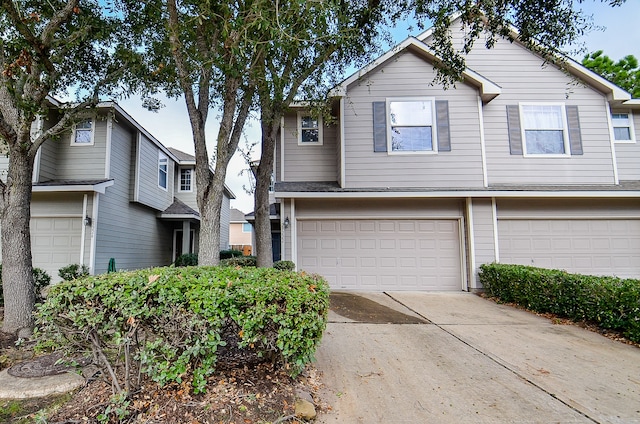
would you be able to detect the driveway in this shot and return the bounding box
[315,292,640,424]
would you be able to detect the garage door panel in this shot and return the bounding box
[298,218,462,291]
[30,217,82,283]
[499,219,640,278]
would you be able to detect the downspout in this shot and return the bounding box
[491,197,499,263]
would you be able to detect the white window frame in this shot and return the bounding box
[611,111,635,143]
[519,102,570,157]
[386,97,438,155]
[158,151,168,191]
[242,223,252,233]
[297,112,323,145]
[179,167,193,192]
[71,119,95,146]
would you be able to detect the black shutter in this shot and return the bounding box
[506,105,523,155]
[372,101,387,152]
[566,105,583,155]
[435,100,451,152]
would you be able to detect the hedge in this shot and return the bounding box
[479,263,640,342]
[35,266,329,394]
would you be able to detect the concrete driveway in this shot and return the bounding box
[315,292,640,424]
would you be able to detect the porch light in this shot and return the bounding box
[284,217,290,228]
[84,215,92,226]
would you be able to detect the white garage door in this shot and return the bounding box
[298,219,463,291]
[31,217,83,281]
[498,219,640,278]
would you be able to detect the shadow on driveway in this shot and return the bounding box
[329,292,428,324]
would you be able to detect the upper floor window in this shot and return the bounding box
[158,152,168,190]
[387,98,436,153]
[297,112,323,145]
[612,112,635,142]
[520,104,569,156]
[72,119,94,145]
[179,168,192,192]
[242,223,252,232]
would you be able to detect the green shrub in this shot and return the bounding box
[0,264,51,305]
[35,266,329,395]
[273,260,295,271]
[220,249,243,259]
[58,264,90,281]
[174,253,198,267]
[479,263,640,343]
[220,256,257,267]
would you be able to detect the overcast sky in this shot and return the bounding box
[118,0,640,213]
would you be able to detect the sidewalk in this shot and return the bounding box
[315,292,640,423]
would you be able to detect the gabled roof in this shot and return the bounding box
[159,197,200,220]
[230,208,248,222]
[335,36,501,103]
[167,147,196,165]
[414,16,633,106]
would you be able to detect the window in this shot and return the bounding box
[72,119,93,145]
[179,168,192,192]
[242,223,252,233]
[158,152,168,190]
[520,104,569,155]
[297,112,323,145]
[612,112,634,142]
[387,98,436,153]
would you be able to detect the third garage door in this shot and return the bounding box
[297,219,462,291]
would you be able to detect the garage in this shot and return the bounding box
[31,217,83,280]
[498,218,640,278]
[297,218,463,291]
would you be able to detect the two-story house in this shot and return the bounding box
[0,101,234,282]
[274,17,640,291]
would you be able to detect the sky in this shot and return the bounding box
[118,0,640,213]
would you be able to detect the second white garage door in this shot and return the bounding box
[297,219,463,291]
[498,219,640,278]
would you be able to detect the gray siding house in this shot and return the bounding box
[274,18,640,291]
[0,102,234,281]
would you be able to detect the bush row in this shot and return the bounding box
[35,266,329,394]
[479,263,640,342]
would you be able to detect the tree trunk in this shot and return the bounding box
[254,117,278,268]
[1,148,35,337]
[197,173,224,267]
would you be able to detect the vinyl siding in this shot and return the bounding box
[94,123,173,274]
[134,133,174,211]
[54,118,108,180]
[343,51,484,189]
[431,24,616,185]
[615,111,640,181]
[281,114,338,182]
[220,194,230,250]
[470,198,496,285]
[293,198,463,219]
[174,166,198,210]
[37,110,60,181]
[496,198,640,218]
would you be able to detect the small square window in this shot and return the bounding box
[297,112,323,145]
[520,104,569,155]
[72,120,93,145]
[180,168,192,192]
[242,223,252,232]
[158,152,168,190]
[612,112,634,142]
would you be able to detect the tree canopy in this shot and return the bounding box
[583,50,640,98]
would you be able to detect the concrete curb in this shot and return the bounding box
[0,369,85,399]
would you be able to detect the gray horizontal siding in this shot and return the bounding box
[95,125,173,274]
[471,198,496,269]
[135,133,174,211]
[174,165,198,211]
[615,111,640,181]
[294,198,463,219]
[430,22,617,185]
[55,118,107,180]
[343,51,484,189]
[282,114,338,182]
[496,198,640,218]
[220,194,230,250]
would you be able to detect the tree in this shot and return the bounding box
[0,0,136,335]
[251,0,628,267]
[123,0,264,266]
[583,50,640,97]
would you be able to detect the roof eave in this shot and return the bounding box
[33,180,115,194]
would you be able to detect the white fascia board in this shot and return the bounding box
[622,99,640,109]
[274,190,640,199]
[33,180,115,194]
[159,214,201,220]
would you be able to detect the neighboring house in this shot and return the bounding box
[0,102,234,282]
[273,17,640,291]
[229,208,253,254]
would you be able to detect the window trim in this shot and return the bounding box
[297,112,323,145]
[179,167,193,192]
[386,97,438,155]
[611,111,636,144]
[158,151,168,191]
[71,119,95,146]
[519,102,570,158]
